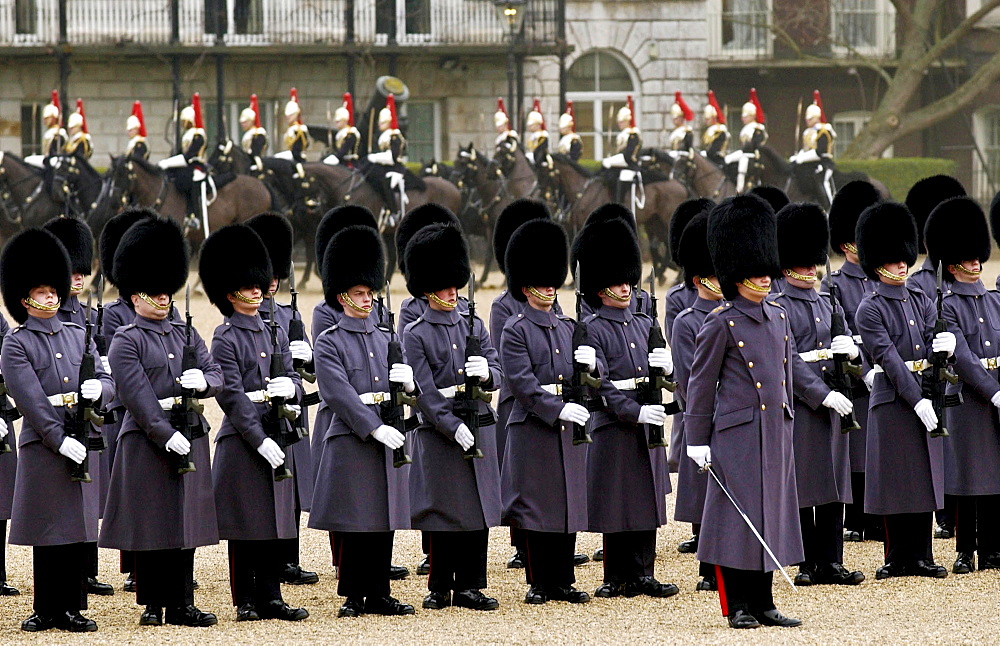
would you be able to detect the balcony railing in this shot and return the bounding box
[0,0,560,48]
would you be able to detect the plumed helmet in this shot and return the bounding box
[749,185,789,213]
[130,100,147,137]
[114,217,189,299]
[180,105,195,126]
[322,225,385,310]
[775,202,829,269]
[829,180,881,255]
[404,224,470,298]
[494,98,510,129]
[100,207,155,287]
[707,195,780,300]
[572,216,641,307]
[924,196,991,279]
[905,175,966,251]
[670,198,714,264]
[856,202,918,281]
[704,90,725,125]
[284,87,301,118]
[493,198,550,275]
[395,203,461,276]
[42,90,60,121]
[0,228,72,324]
[315,205,378,278]
[526,98,544,128]
[67,111,83,130]
[677,212,714,287]
[240,107,256,124]
[126,114,142,131]
[43,217,93,276]
[558,102,575,131]
[245,212,294,281]
[506,219,568,302]
[199,224,273,317]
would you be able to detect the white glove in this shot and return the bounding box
[372,424,405,449]
[289,340,313,363]
[0,418,8,439]
[58,436,87,464]
[637,404,667,426]
[389,363,415,393]
[256,437,285,469]
[830,335,860,360]
[992,392,1000,408]
[454,423,475,451]
[101,356,111,374]
[574,345,597,372]
[863,369,876,391]
[648,348,673,373]
[464,355,490,381]
[822,391,854,416]
[788,153,799,164]
[80,378,102,402]
[180,368,208,392]
[165,431,191,455]
[558,402,590,426]
[932,331,956,357]
[687,445,712,469]
[287,404,302,419]
[914,399,938,433]
[266,376,295,400]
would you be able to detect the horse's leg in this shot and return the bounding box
[644,216,670,286]
[479,219,494,287]
[383,229,398,280]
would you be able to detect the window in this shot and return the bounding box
[376,0,431,43]
[830,0,895,57]
[708,0,771,58]
[15,0,36,35]
[20,103,42,157]
[968,0,1000,28]
[973,107,1000,205]
[404,101,438,163]
[566,51,637,159]
[234,0,263,35]
[204,0,225,35]
[201,100,275,150]
[831,111,892,159]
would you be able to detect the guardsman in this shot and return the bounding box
[927,197,1000,574]
[64,99,93,161]
[701,90,729,167]
[724,89,767,194]
[307,224,416,619]
[0,309,15,598]
[773,203,864,587]
[323,93,361,166]
[573,213,679,601]
[671,211,723,591]
[158,93,208,227]
[245,212,319,588]
[240,94,268,175]
[24,90,68,168]
[494,98,520,155]
[403,223,503,612]
[98,216,220,627]
[2,228,113,633]
[822,181,881,543]
[854,201,951,580]
[368,94,408,220]
[126,101,149,161]
[525,99,551,169]
[279,88,310,172]
[602,95,641,170]
[500,218,593,606]
[199,224,309,623]
[685,195,803,629]
[556,102,583,162]
[789,91,836,207]
[667,91,695,186]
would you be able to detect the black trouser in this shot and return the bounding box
[336,531,393,600]
[510,527,526,553]
[1,519,7,582]
[799,503,845,565]
[33,543,88,616]
[937,494,957,531]
[86,541,98,579]
[422,531,430,556]
[523,530,576,589]
[228,539,283,608]
[955,495,1000,555]
[134,548,195,608]
[120,550,135,575]
[278,508,301,567]
[602,530,656,584]
[844,473,883,537]
[883,512,933,564]
[426,530,488,594]
[715,565,774,616]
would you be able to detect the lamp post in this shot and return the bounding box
[494,1,526,128]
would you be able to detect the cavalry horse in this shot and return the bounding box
[756,146,892,206]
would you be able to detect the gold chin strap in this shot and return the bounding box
[875,266,907,282]
[699,277,723,295]
[600,287,631,303]
[952,263,982,277]
[341,292,372,313]
[231,290,263,305]
[526,286,556,302]
[425,292,457,309]
[25,296,60,312]
[784,268,817,282]
[136,292,172,310]
[70,283,84,293]
[740,278,770,293]
[843,243,858,254]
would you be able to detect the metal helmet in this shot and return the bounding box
[284,87,301,118]
[494,97,510,129]
[180,105,195,126]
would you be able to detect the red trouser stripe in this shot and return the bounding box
[714,564,729,617]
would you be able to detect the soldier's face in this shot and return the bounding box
[672,114,684,127]
[266,278,279,296]
[784,266,817,289]
[127,126,140,138]
[949,259,981,284]
[43,116,57,128]
[618,117,629,130]
[427,287,458,311]
[599,284,632,309]
[806,115,819,127]
[736,276,771,302]
[878,262,908,284]
[24,285,59,319]
[132,293,171,320]
[840,243,860,264]
[523,286,556,311]
[240,119,252,131]
[229,286,263,316]
[742,113,753,125]
[70,273,84,295]
[334,117,348,130]
[338,286,374,319]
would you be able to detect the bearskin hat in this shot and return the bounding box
[493,198,550,274]
[583,202,638,235]
[114,217,189,299]
[314,205,378,278]
[100,208,155,286]
[924,197,991,279]
[245,212,293,281]
[776,202,829,269]
[677,212,714,287]
[991,191,1000,249]
[749,185,789,213]
[707,195,780,300]
[573,217,641,307]
[322,225,385,310]
[669,198,714,263]
[0,228,72,324]
[506,219,568,302]
[199,224,272,317]
[905,175,965,251]
[404,224,470,299]
[395,203,461,276]
[829,180,881,255]
[43,216,93,276]
[856,202,918,281]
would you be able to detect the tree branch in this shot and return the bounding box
[896,48,1000,136]
[917,0,1000,69]
[767,21,894,84]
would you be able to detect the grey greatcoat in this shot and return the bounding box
[665,282,698,471]
[4,316,115,546]
[99,315,221,551]
[499,305,591,534]
[490,290,524,466]
[586,305,670,533]
[309,300,340,480]
[211,312,300,541]
[0,314,15,521]
[307,314,411,532]
[403,307,502,531]
[685,297,804,572]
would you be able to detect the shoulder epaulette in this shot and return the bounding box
[63,321,84,330]
[316,324,341,341]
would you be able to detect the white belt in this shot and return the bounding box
[245,390,269,403]
[853,335,863,345]
[359,391,392,405]
[871,360,927,374]
[612,377,648,391]
[47,392,79,407]
[981,357,1000,370]
[438,384,495,402]
[158,396,183,411]
[540,383,563,396]
[799,349,833,363]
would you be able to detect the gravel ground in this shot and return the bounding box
[1,263,998,645]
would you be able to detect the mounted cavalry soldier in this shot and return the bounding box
[126,101,149,161]
[323,92,361,166]
[601,95,643,207]
[701,90,729,167]
[158,93,208,230]
[556,102,583,162]
[25,90,68,169]
[724,89,767,194]
[240,94,268,178]
[667,91,695,187]
[525,99,551,168]
[367,94,409,225]
[277,88,309,170]
[64,99,93,162]
[789,91,836,207]
[494,98,520,156]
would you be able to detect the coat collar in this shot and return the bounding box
[694,296,723,312]
[228,312,265,331]
[338,313,379,333]
[781,283,818,301]
[597,304,633,323]
[875,281,910,300]
[421,306,462,326]
[838,260,867,279]
[133,314,175,334]
[523,304,560,328]
[24,315,64,334]
[732,295,766,322]
[946,280,986,297]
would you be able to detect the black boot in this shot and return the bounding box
[139,606,163,626]
[953,552,974,574]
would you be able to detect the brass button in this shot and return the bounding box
[909,320,914,326]
[168,353,175,359]
[755,382,761,389]
[637,367,643,372]
[260,352,267,358]
[783,358,787,364]
[369,352,374,357]
[458,369,464,375]
[729,321,735,327]
[554,348,560,354]
[785,336,790,342]
[987,341,993,347]
[760,404,766,410]
[63,376,69,383]
[748,361,754,368]
[264,377,270,382]
[980,318,985,323]
[175,377,181,383]
[780,313,785,319]
[558,374,564,381]
[915,345,920,350]
[821,366,827,372]
[782,379,786,386]
[452,344,458,349]
[630,343,636,349]
[55,352,62,359]
[624,321,629,327]
[374,376,379,382]
[738,341,744,347]
[817,341,822,347]
[815,317,821,323]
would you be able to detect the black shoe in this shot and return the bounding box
[123,574,136,593]
[934,523,954,539]
[592,548,604,561]
[573,552,590,566]
[875,562,906,579]
[235,603,260,622]
[257,600,309,621]
[165,605,218,627]
[416,556,430,576]
[727,610,760,629]
[21,613,56,632]
[0,581,19,596]
[338,598,365,618]
[87,576,114,596]
[191,579,199,590]
[524,586,548,604]
[912,560,948,578]
[757,608,802,627]
[814,562,865,585]
[280,564,319,585]
[453,589,499,611]
[794,564,814,586]
[843,529,863,542]
[677,536,698,553]
[548,585,591,603]
[594,582,624,598]
[695,576,717,591]
[953,552,975,574]
[422,591,451,610]
[365,595,415,616]
[624,576,679,598]
[389,564,410,580]
[507,551,525,569]
[979,552,1000,570]
[139,606,163,626]
[52,611,98,632]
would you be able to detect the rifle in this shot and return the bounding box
[287,269,316,384]
[68,292,105,483]
[170,285,201,475]
[454,272,488,460]
[922,262,962,438]
[637,273,682,448]
[826,258,862,433]
[264,296,298,481]
[380,286,413,468]
[564,263,599,445]
[0,333,22,455]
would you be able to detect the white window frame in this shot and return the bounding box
[972,106,1000,205]
[565,50,639,160]
[830,0,896,58]
[706,0,773,60]
[967,0,1000,28]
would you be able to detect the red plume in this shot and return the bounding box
[386,94,399,130]
[343,92,355,127]
[250,94,261,128]
[290,87,301,124]
[50,89,62,124]
[627,95,635,128]
[674,91,694,122]
[706,90,724,125]
[565,101,575,132]
[192,92,204,130]
[75,98,88,134]
[748,88,765,124]
[813,89,826,123]
[532,98,544,129]
[497,97,508,119]
[132,101,147,137]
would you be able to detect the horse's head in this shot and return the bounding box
[420,159,440,177]
[106,155,139,208]
[454,144,483,187]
